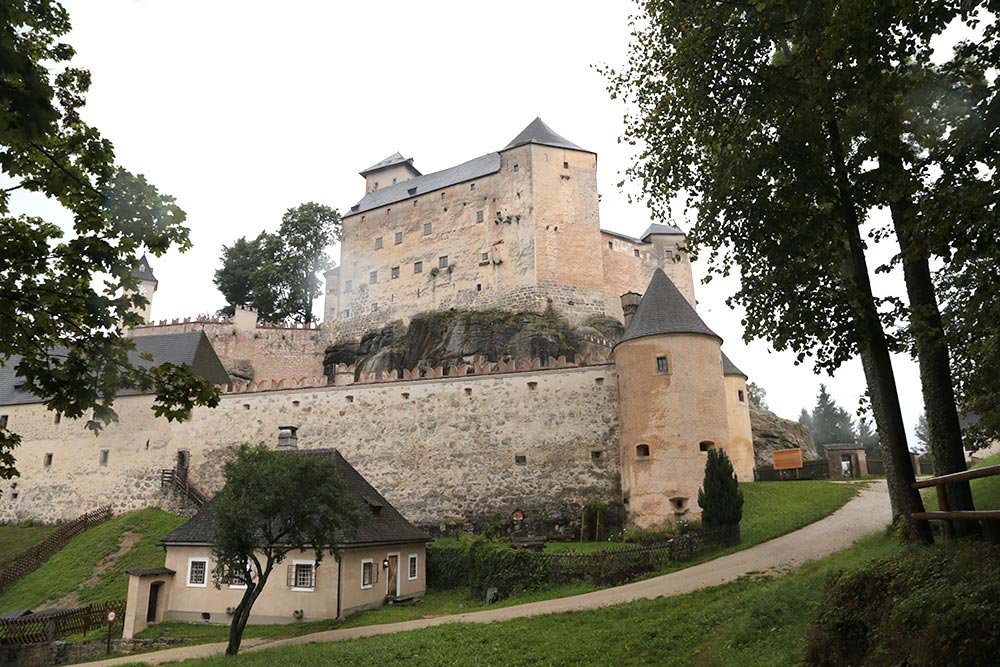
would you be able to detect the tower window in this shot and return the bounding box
[44,453,53,467]
[99,450,109,466]
[513,164,519,172]
[344,280,352,292]
[374,237,383,250]
[370,271,378,284]
[54,413,61,424]
[424,223,432,236]
[391,266,400,279]
[636,444,650,459]
[699,441,715,452]
[395,231,403,245]
[656,356,668,373]
[371,303,378,312]
[608,241,613,249]
[414,261,423,274]
[476,210,484,223]
[738,390,745,402]
[439,256,449,269]
[563,161,569,169]
[634,249,640,257]
[515,455,527,465]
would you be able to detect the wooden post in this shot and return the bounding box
[936,483,953,540]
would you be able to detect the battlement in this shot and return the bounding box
[132,315,322,331]
[216,353,613,395]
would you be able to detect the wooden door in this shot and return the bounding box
[386,555,399,598]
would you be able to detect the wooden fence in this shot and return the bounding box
[912,463,1000,540]
[0,507,113,595]
[0,600,124,645]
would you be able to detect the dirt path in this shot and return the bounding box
[88,482,891,666]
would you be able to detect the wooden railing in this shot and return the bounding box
[912,464,1000,539]
[0,599,124,644]
[0,507,113,595]
[160,468,207,507]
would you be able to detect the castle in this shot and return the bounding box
[0,119,754,532]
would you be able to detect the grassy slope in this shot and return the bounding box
[153,533,901,667]
[0,508,185,611]
[0,524,60,570]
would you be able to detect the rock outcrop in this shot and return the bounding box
[323,309,613,380]
[751,406,819,467]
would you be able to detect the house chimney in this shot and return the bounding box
[277,426,298,450]
[620,291,642,328]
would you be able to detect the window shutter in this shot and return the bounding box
[286,565,295,587]
[310,566,317,588]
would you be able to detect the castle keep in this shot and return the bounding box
[0,119,754,532]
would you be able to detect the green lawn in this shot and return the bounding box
[139,532,902,667]
[0,508,185,612]
[0,523,60,570]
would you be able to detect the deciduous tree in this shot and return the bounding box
[0,0,219,487]
[211,444,366,655]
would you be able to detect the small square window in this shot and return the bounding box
[634,249,640,257]
[0,415,7,429]
[476,284,482,291]
[656,356,668,373]
[370,271,378,284]
[423,223,432,236]
[439,256,449,269]
[441,192,446,199]
[738,390,746,403]
[515,455,527,465]
[344,280,352,293]
[99,450,109,466]
[591,450,603,460]
[476,210,484,223]
[395,231,403,245]
[188,558,208,587]
[666,250,674,260]
[341,309,350,319]
[374,237,383,250]
[414,261,423,274]
[481,252,489,262]
[470,183,476,191]
[361,560,374,589]
[371,303,378,312]
[391,266,400,279]
[513,164,519,172]
[700,441,715,452]
[408,554,418,580]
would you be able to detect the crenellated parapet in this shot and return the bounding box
[215,353,612,395]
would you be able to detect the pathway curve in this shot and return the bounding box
[88,482,891,666]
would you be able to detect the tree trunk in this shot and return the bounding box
[827,120,933,544]
[226,575,267,656]
[879,151,977,535]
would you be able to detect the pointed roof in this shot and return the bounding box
[640,223,685,241]
[722,352,747,378]
[616,269,721,346]
[131,254,157,286]
[359,152,422,178]
[503,117,590,153]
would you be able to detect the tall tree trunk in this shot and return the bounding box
[879,151,977,535]
[227,576,266,655]
[827,120,933,544]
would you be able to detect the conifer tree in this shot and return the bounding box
[698,449,744,528]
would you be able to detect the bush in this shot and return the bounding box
[698,449,744,527]
[804,541,1000,667]
[425,537,547,600]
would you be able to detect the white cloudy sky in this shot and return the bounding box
[25,0,979,442]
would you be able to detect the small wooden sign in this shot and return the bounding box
[773,448,803,471]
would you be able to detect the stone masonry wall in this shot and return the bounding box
[0,365,621,529]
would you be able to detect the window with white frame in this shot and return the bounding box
[361,559,375,589]
[187,558,208,587]
[226,560,249,589]
[289,560,316,591]
[408,554,418,580]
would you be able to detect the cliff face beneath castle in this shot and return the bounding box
[751,406,819,466]
[323,309,623,380]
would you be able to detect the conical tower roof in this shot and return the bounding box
[721,351,747,378]
[616,269,720,346]
[131,254,157,286]
[503,117,590,153]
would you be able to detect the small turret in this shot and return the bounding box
[130,254,158,324]
[359,152,421,194]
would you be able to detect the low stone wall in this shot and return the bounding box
[0,637,187,667]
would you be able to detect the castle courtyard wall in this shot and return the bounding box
[0,365,621,528]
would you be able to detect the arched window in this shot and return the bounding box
[636,444,650,458]
[699,441,715,452]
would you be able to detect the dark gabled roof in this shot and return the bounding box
[503,117,590,153]
[347,153,501,218]
[616,269,721,347]
[131,254,158,286]
[722,352,747,378]
[640,223,685,241]
[0,331,231,407]
[359,152,422,178]
[160,449,430,548]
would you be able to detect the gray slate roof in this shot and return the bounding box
[616,269,721,347]
[722,352,747,378]
[640,223,685,240]
[503,117,590,153]
[131,254,158,286]
[0,331,231,407]
[360,152,421,177]
[347,153,501,217]
[160,449,430,548]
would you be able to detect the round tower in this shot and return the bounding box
[613,269,733,528]
[130,254,158,324]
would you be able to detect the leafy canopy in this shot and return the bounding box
[214,202,340,324]
[0,0,219,485]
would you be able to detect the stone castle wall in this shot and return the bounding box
[0,363,621,529]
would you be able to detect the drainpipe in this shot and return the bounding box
[336,553,342,619]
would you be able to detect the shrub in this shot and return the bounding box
[804,541,1000,667]
[698,449,744,527]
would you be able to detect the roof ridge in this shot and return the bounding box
[616,269,720,345]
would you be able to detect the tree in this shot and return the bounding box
[746,382,768,410]
[914,414,930,455]
[211,444,366,655]
[798,408,813,433]
[855,415,881,459]
[213,203,340,324]
[810,385,856,453]
[603,0,968,542]
[698,448,744,528]
[0,0,219,487]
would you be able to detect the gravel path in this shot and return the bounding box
[88,482,891,666]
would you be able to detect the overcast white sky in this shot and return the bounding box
[32,0,979,443]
